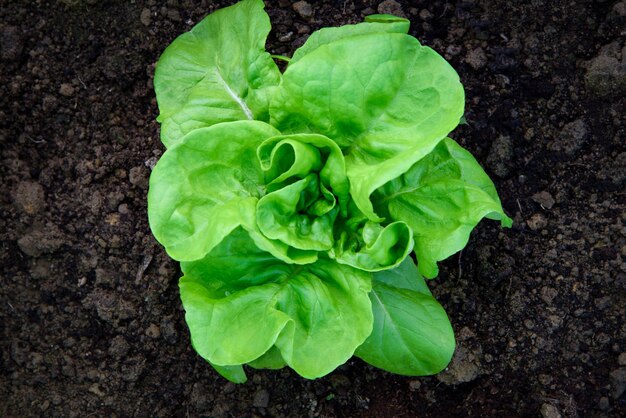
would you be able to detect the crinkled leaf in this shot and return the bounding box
[271,33,465,220]
[180,230,373,379]
[257,134,350,210]
[330,220,414,272]
[256,133,350,252]
[257,175,338,251]
[290,18,409,65]
[154,0,281,147]
[147,121,279,261]
[356,258,455,375]
[374,138,513,278]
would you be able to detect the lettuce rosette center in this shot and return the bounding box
[255,134,349,252]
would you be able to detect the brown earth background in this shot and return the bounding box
[1,0,625,416]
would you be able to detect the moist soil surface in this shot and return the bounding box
[1,0,625,417]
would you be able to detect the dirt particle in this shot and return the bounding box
[17,223,64,257]
[129,166,148,189]
[160,317,178,344]
[253,389,270,408]
[108,335,130,359]
[594,296,611,310]
[618,352,626,366]
[531,191,555,210]
[466,47,487,70]
[292,1,313,19]
[408,380,421,391]
[59,83,75,97]
[487,135,513,178]
[419,9,433,21]
[527,213,547,231]
[540,403,562,418]
[598,396,610,411]
[167,9,181,22]
[145,323,161,339]
[30,258,52,279]
[541,286,558,304]
[377,0,405,17]
[140,8,151,26]
[548,119,587,155]
[12,180,45,215]
[585,43,626,97]
[83,289,136,323]
[1,25,24,61]
[437,344,481,385]
[88,383,105,397]
[610,368,626,399]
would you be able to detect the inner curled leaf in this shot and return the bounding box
[256,134,350,251]
[329,206,414,272]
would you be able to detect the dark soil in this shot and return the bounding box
[1,0,625,416]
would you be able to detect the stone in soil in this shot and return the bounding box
[487,135,513,178]
[585,41,626,97]
[292,1,313,19]
[377,0,406,17]
[531,191,555,209]
[12,181,45,215]
[548,119,587,155]
[17,223,64,257]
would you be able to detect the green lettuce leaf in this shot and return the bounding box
[209,363,248,384]
[154,0,281,147]
[147,120,279,262]
[356,258,455,375]
[271,33,465,221]
[257,174,338,251]
[374,138,513,278]
[255,133,350,251]
[179,228,374,379]
[330,218,414,272]
[247,346,286,370]
[290,17,410,65]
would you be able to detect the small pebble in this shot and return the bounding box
[527,213,548,231]
[377,0,406,17]
[292,1,313,19]
[540,403,561,418]
[140,8,151,26]
[145,323,161,339]
[253,389,270,408]
[532,191,555,209]
[59,83,75,97]
[466,47,487,70]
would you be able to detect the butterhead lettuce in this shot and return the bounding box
[148,0,512,383]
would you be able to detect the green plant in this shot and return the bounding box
[148,0,512,383]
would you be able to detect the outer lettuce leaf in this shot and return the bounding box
[147,121,279,262]
[210,363,248,384]
[247,346,286,370]
[179,228,374,379]
[154,0,281,147]
[356,258,455,375]
[271,33,465,221]
[374,138,513,278]
[290,17,409,65]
